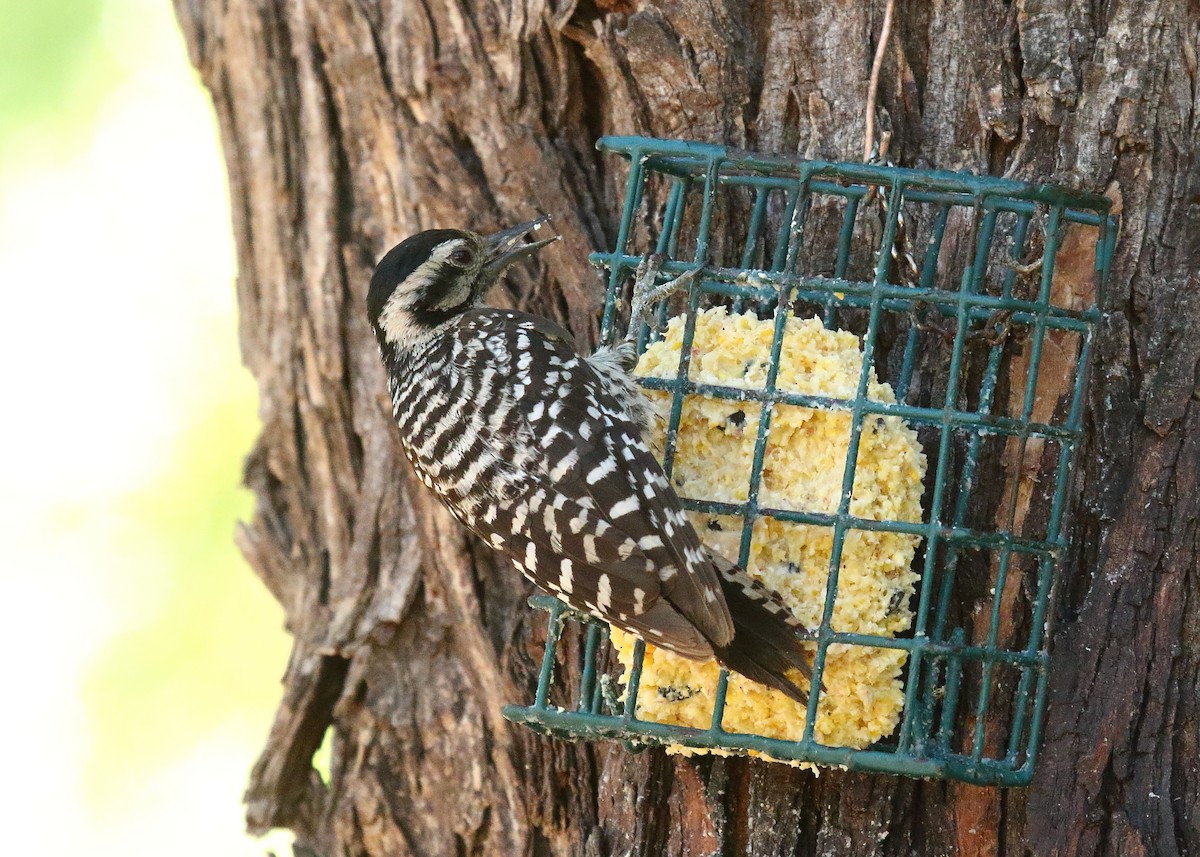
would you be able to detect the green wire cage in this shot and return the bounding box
[503,136,1118,786]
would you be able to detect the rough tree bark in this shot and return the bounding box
[174,1,1198,854]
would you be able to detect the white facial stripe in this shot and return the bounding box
[378,239,474,345]
[377,298,425,346]
[419,239,472,291]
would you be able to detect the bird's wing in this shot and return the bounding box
[490,526,713,659]
[450,310,733,652]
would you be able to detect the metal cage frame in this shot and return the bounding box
[503,136,1118,785]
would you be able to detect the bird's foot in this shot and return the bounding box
[625,253,705,344]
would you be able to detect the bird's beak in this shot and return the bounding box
[482,215,559,279]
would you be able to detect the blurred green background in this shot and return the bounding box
[0,0,291,853]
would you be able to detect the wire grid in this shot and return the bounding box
[502,136,1118,785]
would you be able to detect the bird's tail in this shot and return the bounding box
[706,550,817,706]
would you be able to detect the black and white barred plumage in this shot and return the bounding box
[366,220,813,703]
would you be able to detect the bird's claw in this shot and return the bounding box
[625,253,706,344]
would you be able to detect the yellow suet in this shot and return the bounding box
[612,306,927,760]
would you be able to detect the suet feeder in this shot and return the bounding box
[502,136,1117,786]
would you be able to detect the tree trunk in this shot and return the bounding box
[174,1,1198,854]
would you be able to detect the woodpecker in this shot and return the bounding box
[366,217,814,703]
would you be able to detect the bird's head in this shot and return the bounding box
[367,216,557,350]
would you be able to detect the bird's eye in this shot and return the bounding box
[448,247,474,267]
